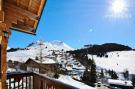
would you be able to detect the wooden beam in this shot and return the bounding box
[16,0,20,6]
[0,23,10,89]
[28,0,32,11]
[37,0,46,16]
[11,27,36,35]
[34,0,46,32]
[0,11,4,22]
[4,1,39,20]
[0,0,4,23]
[11,23,36,35]
[0,0,1,11]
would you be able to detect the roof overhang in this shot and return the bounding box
[3,0,46,35]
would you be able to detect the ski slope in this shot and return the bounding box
[88,51,135,74]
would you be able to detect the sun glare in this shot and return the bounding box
[111,0,127,14]
[106,0,131,19]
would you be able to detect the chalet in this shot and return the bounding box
[8,60,23,69]
[21,58,59,74]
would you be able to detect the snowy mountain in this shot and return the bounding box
[7,40,74,63]
[7,40,85,77]
[88,50,135,74]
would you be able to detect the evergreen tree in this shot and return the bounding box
[81,58,97,87]
[108,70,118,79]
[35,56,39,60]
[100,69,104,83]
[81,69,91,82]
[90,59,97,86]
[123,69,129,80]
[111,70,118,79]
[100,69,104,78]
[132,75,135,87]
[81,56,91,82]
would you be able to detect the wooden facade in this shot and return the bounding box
[21,59,59,74]
[0,0,46,88]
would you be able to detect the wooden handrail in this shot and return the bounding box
[7,72,78,89]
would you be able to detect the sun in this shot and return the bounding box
[111,0,127,14]
[105,0,131,19]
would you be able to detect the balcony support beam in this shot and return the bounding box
[0,23,10,89]
[0,0,10,88]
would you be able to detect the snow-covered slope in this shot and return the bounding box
[8,40,135,75]
[7,40,74,63]
[7,40,85,76]
[88,51,135,74]
[57,75,95,89]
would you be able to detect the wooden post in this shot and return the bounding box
[0,0,10,88]
[0,30,10,89]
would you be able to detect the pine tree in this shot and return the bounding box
[81,56,91,82]
[132,75,135,87]
[81,58,97,87]
[123,69,129,80]
[111,70,118,79]
[81,69,90,82]
[90,59,97,86]
[100,69,104,83]
[100,69,104,78]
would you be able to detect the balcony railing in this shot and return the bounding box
[7,72,78,89]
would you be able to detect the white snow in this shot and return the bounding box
[57,75,95,89]
[88,50,135,74]
[7,40,74,63]
[108,79,132,86]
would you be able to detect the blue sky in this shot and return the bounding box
[9,0,135,49]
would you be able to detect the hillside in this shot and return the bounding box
[69,43,135,74]
[69,43,132,57]
[7,42,135,74]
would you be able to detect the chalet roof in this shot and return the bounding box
[3,0,46,34]
[25,58,56,64]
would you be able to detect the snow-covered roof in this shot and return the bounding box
[26,58,56,64]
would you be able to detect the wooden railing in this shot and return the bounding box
[7,72,78,89]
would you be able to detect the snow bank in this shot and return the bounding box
[57,75,95,89]
[108,79,132,86]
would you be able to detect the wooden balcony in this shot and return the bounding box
[7,72,78,89]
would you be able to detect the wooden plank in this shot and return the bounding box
[16,0,20,6]
[34,0,46,32]
[11,23,36,35]
[0,0,3,23]
[0,0,2,10]
[19,0,30,10]
[0,11,4,22]
[37,0,46,16]
[4,1,39,20]
[28,0,41,14]
[28,0,32,10]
